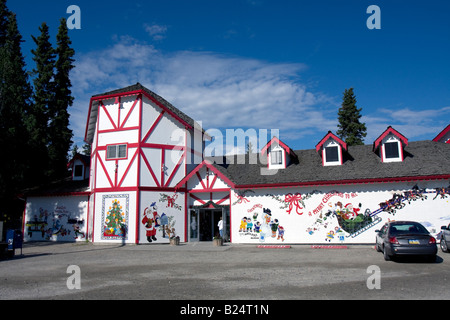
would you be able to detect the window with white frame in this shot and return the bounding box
[323,140,341,166]
[106,144,127,160]
[271,150,283,165]
[384,141,399,159]
[382,136,402,162]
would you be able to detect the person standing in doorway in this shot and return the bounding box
[218,216,223,238]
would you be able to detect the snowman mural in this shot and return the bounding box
[260,208,273,242]
[142,202,160,243]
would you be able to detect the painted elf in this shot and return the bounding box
[142,202,160,242]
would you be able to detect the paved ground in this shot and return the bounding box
[1,242,449,301]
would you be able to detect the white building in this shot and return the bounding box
[22,84,450,245]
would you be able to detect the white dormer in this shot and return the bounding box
[433,124,450,144]
[316,131,347,166]
[269,144,286,169]
[261,137,297,170]
[373,126,408,163]
[68,153,91,181]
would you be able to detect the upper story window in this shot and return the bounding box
[74,165,83,177]
[316,131,347,167]
[380,136,402,162]
[384,141,400,159]
[261,137,297,170]
[373,127,408,163]
[271,150,283,165]
[106,144,127,160]
[325,145,339,162]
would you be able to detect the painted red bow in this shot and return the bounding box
[285,193,304,215]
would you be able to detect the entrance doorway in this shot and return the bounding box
[200,209,221,241]
[189,207,230,242]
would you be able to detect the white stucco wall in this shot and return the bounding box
[230,181,450,244]
[24,196,88,242]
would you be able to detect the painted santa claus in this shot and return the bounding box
[142,202,160,242]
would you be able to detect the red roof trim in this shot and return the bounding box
[315,131,348,152]
[84,89,193,143]
[175,160,236,190]
[373,126,408,151]
[432,124,450,142]
[261,137,292,155]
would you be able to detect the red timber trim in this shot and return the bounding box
[261,136,293,155]
[85,89,194,143]
[136,96,143,244]
[315,131,347,152]
[433,124,450,142]
[99,100,117,129]
[235,174,450,190]
[175,160,236,190]
[186,164,231,209]
[373,126,408,151]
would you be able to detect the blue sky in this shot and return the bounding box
[8,0,450,153]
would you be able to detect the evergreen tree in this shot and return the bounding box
[0,0,9,44]
[336,88,367,146]
[49,18,74,179]
[30,22,55,183]
[0,10,33,212]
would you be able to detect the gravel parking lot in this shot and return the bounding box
[1,242,449,301]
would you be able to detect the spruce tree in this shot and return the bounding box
[0,0,9,44]
[336,88,367,146]
[49,18,74,180]
[30,22,55,183]
[0,11,33,212]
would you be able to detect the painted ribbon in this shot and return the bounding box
[285,193,304,215]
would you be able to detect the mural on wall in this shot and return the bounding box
[238,204,286,242]
[140,192,181,243]
[101,195,129,240]
[233,184,450,244]
[25,206,85,241]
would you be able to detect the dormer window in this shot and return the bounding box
[68,153,91,181]
[373,126,408,163]
[271,150,283,165]
[316,131,347,166]
[325,145,339,162]
[384,141,399,159]
[261,137,297,170]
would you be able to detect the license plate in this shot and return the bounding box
[409,240,420,244]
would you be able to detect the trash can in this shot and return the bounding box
[6,229,23,258]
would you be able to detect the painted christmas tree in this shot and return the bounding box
[104,199,126,237]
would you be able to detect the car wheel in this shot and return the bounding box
[376,241,382,252]
[441,238,449,253]
[383,245,391,261]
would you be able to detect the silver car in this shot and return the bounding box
[441,223,450,253]
[375,221,438,261]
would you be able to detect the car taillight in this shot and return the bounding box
[389,236,399,244]
[429,237,436,244]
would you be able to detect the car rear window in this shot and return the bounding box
[389,223,429,235]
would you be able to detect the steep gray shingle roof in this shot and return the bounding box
[209,140,450,187]
[86,83,200,143]
[92,82,197,129]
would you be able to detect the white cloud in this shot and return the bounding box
[143,23,168,40]
[69,36,448,151]
[70,36,336,148]
[364,106,450,142]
